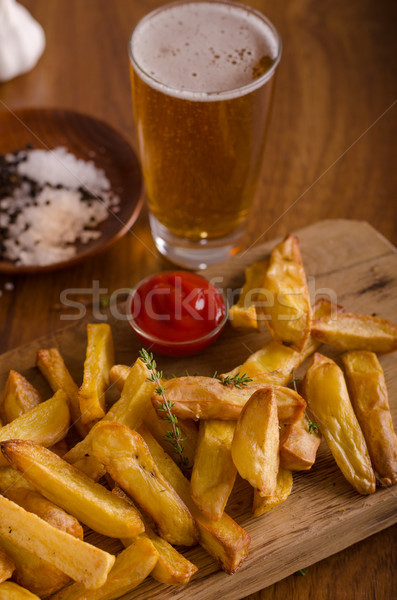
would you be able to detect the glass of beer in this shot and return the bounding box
[129,0,281,269]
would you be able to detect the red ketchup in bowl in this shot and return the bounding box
[128,271,227,356]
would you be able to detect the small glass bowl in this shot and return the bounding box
[126,271,228,357]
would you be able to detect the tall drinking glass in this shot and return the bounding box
[129,0,281,269]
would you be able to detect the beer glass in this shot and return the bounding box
[129,0,281,268]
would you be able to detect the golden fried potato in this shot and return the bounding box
[78,323,114,424]
[252,467,293,517]
[0,546,14,583]
[50,438,68,458]
[109,364,131,392]
[342,351,397,486]
[231,388,279,496]
[47,537,158,600]
[36,348,89,438]
[90,422,198,546]
[0,467,34,492]
[153,376,305,423]
[0,485,83,596]
[64,358,155,477]
[311,313,397,353]
[139,425,250,574]
[261,234,311,351]
[300,297,346,360]
[229,260,269,331]
[0,495,115,590]
[0,581,40,599]
[1,439,144,539]
[279,413,321,471]
[303,353,376,494]
[0,371,42,425]
[0,391,70,467]
[190,420,237,520]
[222,339,301,387]
[113,486,198,586]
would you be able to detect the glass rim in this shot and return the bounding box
[128,0,282,101]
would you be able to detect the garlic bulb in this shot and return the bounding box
[0,0,45,82]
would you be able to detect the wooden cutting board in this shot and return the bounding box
[0,219,396,599]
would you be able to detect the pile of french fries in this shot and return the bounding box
[0,234,396,599]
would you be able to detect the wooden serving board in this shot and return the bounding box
[0,219,396,599]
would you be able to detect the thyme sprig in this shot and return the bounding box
[220,372,253,388]
[139,349,190,473]
[308,421,319,434]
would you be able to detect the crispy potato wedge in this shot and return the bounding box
[261,234,311,351]
[0,466,34,492]
[300,297,346,360]
[0,546,14,583]
[47,537,158,600]
[0,391,70,467]
[78,323,114,424]
[0,581,40,599]
[64,358,155,477]
[113,486,198,585]
[311,313,397,353]
[1,439,144,539]
[36,348,89,438]
[231,388,279,496]
[342,351,397,486]
[303,353,376,494]
[139,425,250,574]
[222,340,301,387]
[0,370,42,425]
[51,438,68,458]
[90,422,198,546]
[279,413,321,471]
[0,485,83,596]
[190,420,237,520]
[229,260,269,331]
[109,364,131,392]
[0,495,115,590]
[252,467,293,517]
[153,376,305,423]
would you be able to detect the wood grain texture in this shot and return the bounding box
[1,0,396,597]
[0,220,396,599]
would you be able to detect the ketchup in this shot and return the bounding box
[129,271,227,356]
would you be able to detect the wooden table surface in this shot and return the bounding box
[0,1,396,599]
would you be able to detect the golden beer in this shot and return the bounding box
[129,1,281,267]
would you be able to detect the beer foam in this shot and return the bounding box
[130,1,281,100]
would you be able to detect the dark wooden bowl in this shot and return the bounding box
[0,107,143,274]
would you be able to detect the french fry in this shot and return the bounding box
[252,467,293,517]
[78,323,114,424]
[0,466,34,492]
[229,260,269,331]
[342,351,397,486]
[303,353,376,494]
[279,413,321,471]
[139,425,250,574]
[1,439,145,539]
[190,420,237,520]
[311,313,397,353]
[0,495,115,590]
[0,546,14,583]
[0,581,40,599]
[64,358,155,476]
[0,484,83,596]
[261,234,311,351]
[109,364,131,392]
[112,486,198,585]
[90,422,198,546]
[36,348,90,438]
[47,537,158,600]
[0,391,70,467]
[231,388,279,496]
[0,370,41,425]
[152,376,305,423]
[300,297,346,360]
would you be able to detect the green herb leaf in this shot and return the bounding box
[221,372,253,388]
[308,421,319,434]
